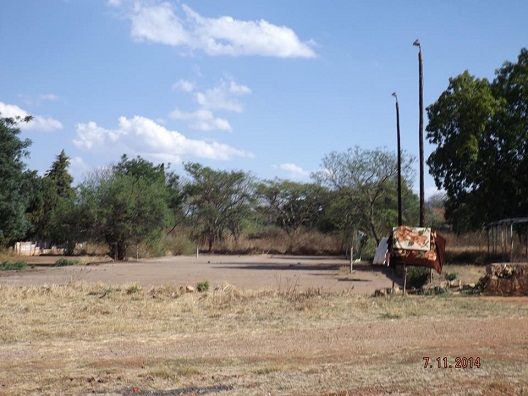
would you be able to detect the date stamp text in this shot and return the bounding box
[423,356,481,369]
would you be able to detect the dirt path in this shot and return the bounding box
[0,255,396,294]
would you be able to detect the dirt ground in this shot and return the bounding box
[0,255,400,294]
[1,255,527,396]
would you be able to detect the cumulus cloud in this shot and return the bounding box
[173,79,195,92]
[170,108,231,132]
[116,1,316,58]
[0,101,63,132]
[276,163,310,178]
[195,79,251,112]
[170,78,250,131]
[73,115,252,162]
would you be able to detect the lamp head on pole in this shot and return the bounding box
[392,92,398,103]
[413,39,421,49]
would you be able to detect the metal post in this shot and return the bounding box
[413,39,425,227]
[392,92,403,226]
[350,247,354,272]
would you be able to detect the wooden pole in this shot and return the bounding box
[403,265,408,295]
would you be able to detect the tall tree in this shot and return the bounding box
[28,150,76,244]
[183,163,254,251]
[313,146,415,244]
[256,179,325,251]
[426,49,528,230]
[0,116,33,246]
[78,156,173,260]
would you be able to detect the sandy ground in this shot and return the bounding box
[2,255,526,395]
[0,255,398,294]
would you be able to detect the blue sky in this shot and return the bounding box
[1,0,527,198]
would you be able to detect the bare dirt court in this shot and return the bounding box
[0,255,394,294]
[1,255,527,396]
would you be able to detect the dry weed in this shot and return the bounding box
[1,283,527,395]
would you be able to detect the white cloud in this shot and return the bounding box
[173,79,195,92]
[39,93,59,102]
[74,115,252,162]
[0,101,63,132]
[171,78,250,131]
[130,2,190,47]
[68,156,92,183]
[120,2,316,58]
[195,78,251,112]
[276,163,310,178]
[170,108,231,132]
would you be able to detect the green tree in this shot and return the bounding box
[313,146,416,244]
[27,150,76,245]
[78,156,173,260]
[256,179,325,251]
[183,163,254,251]
[426,49,528,230]
[0,116,33,246]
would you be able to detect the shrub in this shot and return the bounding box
[52,258,79,267]
[126,284,142,294]
[445,272,458,281]
[406,267,430,289]
[1,261,28,270]
[196,280,209,292]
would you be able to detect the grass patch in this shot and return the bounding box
[196,280,209,292]
[52,258,80,267]
[0,283,526,395]
[0,260,28,271]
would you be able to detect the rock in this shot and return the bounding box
[449,279,461,288]
[185,285,195,293]
[480,263,528,296]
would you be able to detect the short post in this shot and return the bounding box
[350,247,354,272]
[403,265,408,295]
[196,246,199,258]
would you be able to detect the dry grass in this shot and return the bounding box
[1,282,527,395]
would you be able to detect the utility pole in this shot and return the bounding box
[413,39,425,227]
[392,92,403,226]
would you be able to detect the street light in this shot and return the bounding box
[392,92,403,226]
[413,39,425,227]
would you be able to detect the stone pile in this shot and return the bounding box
[479,263,528,296]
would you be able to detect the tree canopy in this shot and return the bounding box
[77,155,174,259]
[183,163,254,251]
[312,146,416,244]
[0,116,33,246]
[256,179,325,250]
[26,150,76,245]
[426,48,528,231]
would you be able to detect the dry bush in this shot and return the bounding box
[442,231,490,265]
[207,228,342,256]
